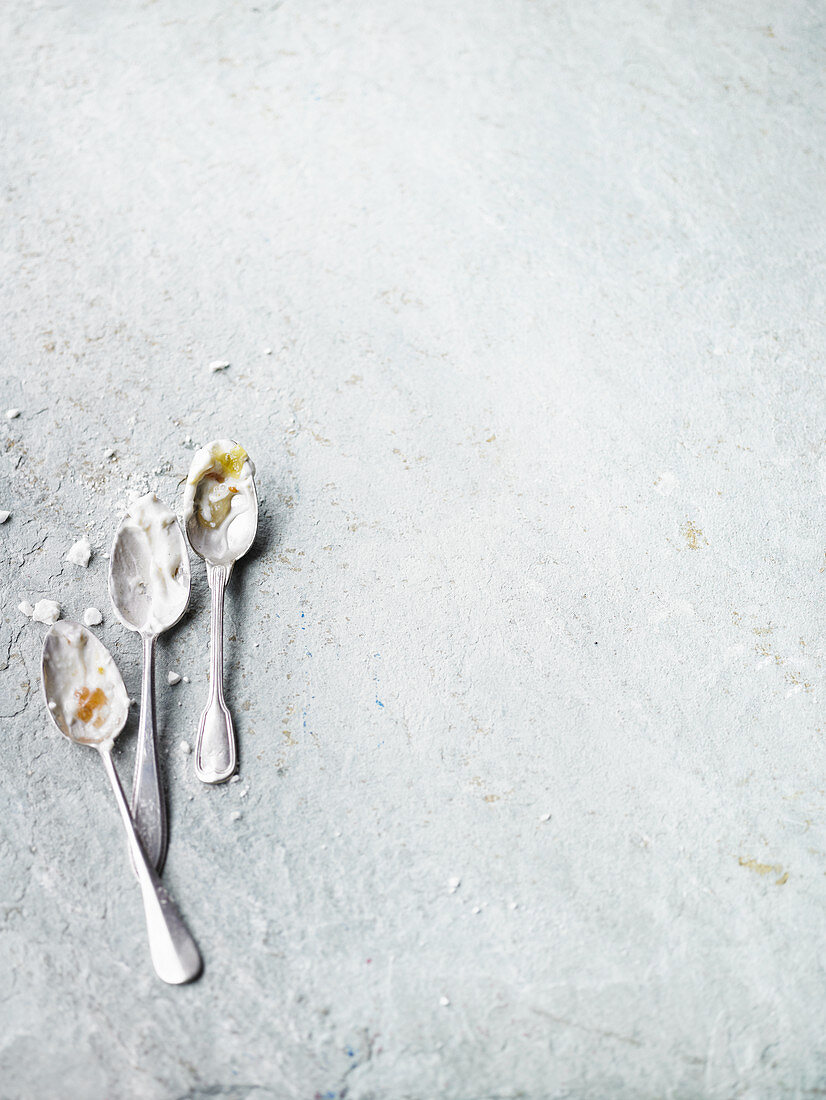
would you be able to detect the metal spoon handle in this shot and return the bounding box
[131,633,167,871]
[195,562,236,784]
[99,748,202,985]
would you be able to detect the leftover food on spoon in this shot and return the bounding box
[41,621,127,745]
[109,493,189,634]
[184,440,256,563]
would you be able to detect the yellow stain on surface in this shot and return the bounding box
[739,856,788,884]
[681,521,708,549]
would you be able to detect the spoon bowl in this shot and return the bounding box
[109,493,191,636]
[41,621,129,746]
[183,438,258,567]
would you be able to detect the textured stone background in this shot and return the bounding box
[1,1,824,1097]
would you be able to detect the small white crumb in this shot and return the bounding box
[230,774,241,784]
[229,811,241,822]
[0,511,10,524]
[48,700,57,711]
[65,537,92,567]
[439,996,450,1007]
[103,448,116,460]
[447,876,461,894]
[167,671,182,685]
[83,607,103,627]
[180,741,191,754]
[540,812,551,822]
[254,641,260,647]
[18,599,34,617]
[5,408,20,419]
[239,788,248,798]
[472,906,481,914]
[129,698,136,707]
[508,901,518,911]
[209,360,230,372]
[32,599,61,625]
[263,347,272,355]
[334,831,342,838]
[182,675,190,683]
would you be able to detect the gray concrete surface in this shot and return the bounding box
[1,1,825,1097]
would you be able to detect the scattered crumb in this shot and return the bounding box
[508,901,518,910]
[439,996,450,1007]
[229,811,241,822]
[209,360,230,372]
[103,448,116,460]
[448,876,461,894]
[65,537,92,567]
[540,812,551,822]
[5,408,20,419]
[32,599,60,625]
[180,741,191,754]
[0,511,10,524]
[472,906,481,914]
[239,788,248,799]
[48,700,57,711]
[83,607,103,627]
[167,671,182,685]
[18,599,34,617]
[254,641,260,647]
[230,774,241,784]
[263,347,272,355]
[182,675,190,683]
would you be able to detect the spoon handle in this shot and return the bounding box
[99,748,202,985]
[195,562,236,784]
[131,633,167,871]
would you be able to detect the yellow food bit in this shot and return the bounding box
[211,444,247,478]
[75,686,108,728]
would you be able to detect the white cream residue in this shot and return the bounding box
[65,537,92,567]
[184,440,257,564]
[32,599,61,624]
[110,493,190,635]
[42,622,127,746]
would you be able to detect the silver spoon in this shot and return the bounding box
[108,493,191,870]
[183,439,258,784]
[41,621,202,985]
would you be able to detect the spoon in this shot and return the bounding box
[40,621,202,985]
[183,439,258,784]
[108,493,191,870]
